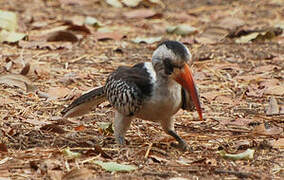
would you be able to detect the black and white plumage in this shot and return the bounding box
[61,40,203,150]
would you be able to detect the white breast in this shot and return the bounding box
[135,62,182,121]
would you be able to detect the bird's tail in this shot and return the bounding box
[61,86,106,118]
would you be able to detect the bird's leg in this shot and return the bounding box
[114,111,132,145]
[161,118,188,151]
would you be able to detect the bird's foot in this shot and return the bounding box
[170,141,192,151]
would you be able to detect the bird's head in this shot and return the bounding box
[152,40,203,121]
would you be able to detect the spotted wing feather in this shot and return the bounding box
[105,63,152,116]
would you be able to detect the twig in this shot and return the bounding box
[144,143,153,159]
[214,169,259,178]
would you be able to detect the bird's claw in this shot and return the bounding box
[170,141,191,151]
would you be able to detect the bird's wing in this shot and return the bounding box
[61,86,106,118]
[105,63,153,116]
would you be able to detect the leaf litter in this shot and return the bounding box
[0,0,283,179]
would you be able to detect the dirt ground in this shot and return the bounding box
[0,0,283,179]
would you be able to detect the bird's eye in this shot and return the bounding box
[163,58,173,75]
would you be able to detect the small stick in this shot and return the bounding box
[144,143,153,159]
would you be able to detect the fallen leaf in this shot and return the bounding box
[123,9,158,19]
[74,125,86,131]
[0,143,8,152]
[246,86,264,98]
[0,73,33,90]
[94,32,124,41]
[272,138,284,150]
[264,85,284,96]
[0,10,17,31]
[195,27,228,44]
[93,160,137,172]
[253,123,283,136]
[266,97,280,115]
[217,149,255,160]
[122,0,142,7]
[106,0,123,8]
[132,36,162,44]
[62,147,81,159]
[235,28,282,43]
[0,30,26,43]
[18,40,73,50]
[217,17,245,30]
[47,87,70,99]
[254,65,278,73]
[259,79,280,89]
[20,63,30,75]
[40,124,66,134]
[62,168,93,180]
[47,31,78,42]
[85,16,102,27]
[97,122,114,135]
[166,24,197,36]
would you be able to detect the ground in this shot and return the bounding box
[0,0,283,179]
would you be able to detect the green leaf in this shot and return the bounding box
[217,148,255,160]
[132,36,162,44]
[0,10,17,31]
[166,24,197,36]
[0,30,26,43]
[93,160,137,172]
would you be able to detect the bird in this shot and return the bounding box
[61,40,203,150]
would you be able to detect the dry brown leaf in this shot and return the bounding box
[74,125,86,131]
[259,79,280,88]
[246,86,264,97]
[20,63,30,75]
[0,73,33,90]
[0,143,8,152]
[264,85,284,96]
[217,17,245,30]
[123,9,158,19]
[18,40,73,50]
[254,65,278,73]
[266,97,280,116]
[62,168,93,180]
[47,87,70,99]
[195,27,228,44]
[94,32,124,41]
[47,31,78,42]
[253,123,283,136]
[40,124,66,134]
